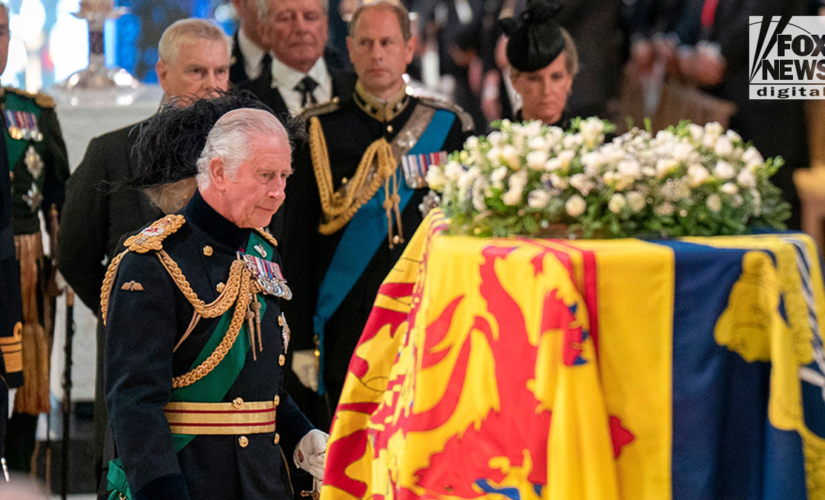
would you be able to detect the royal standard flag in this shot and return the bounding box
[322,211,825,500]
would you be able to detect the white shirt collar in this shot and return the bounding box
[237,27,268,81]
[270,55,333,114]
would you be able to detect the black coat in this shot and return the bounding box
[59,122,162,312]
[105,191,313,500]
[281,92,473,415]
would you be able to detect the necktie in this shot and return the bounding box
[261,53,273,79]
[295,76,319,108]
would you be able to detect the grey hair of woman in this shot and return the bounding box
[196,108,291,189]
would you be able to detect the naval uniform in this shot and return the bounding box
[1,86,69,471]
[103,191,313,500]
[281,83,474,421]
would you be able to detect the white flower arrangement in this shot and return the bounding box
[426,118,790,238]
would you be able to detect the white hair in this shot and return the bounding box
[255,0,328,18]
[196,109,290,189]
[158,18,232,65]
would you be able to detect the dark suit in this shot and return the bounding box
[229,31,251,86]
[58,121,163,489]
[241,57,357,124]
[105,191,313,500]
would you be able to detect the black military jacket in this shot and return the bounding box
[105,191,313,500]
[2,86,70,236]
[281,85,474,412]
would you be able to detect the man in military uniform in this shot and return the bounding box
[58,18,231,481]
[0,3,71,472]
[281,0,474,423]
[0,2,24,472]
[104,108,326,500]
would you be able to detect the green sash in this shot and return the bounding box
[107,232,273,499]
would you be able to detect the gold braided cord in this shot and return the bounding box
[253,228,278,248]
[100,250,130,325]
[309,116,397,235]
[172,267,257,389]
[156,250,244,319]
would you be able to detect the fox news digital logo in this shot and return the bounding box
[750,16,825,99]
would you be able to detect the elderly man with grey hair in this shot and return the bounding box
[242,0,356,119]
[58,17,232,491]
[103,108,327,500]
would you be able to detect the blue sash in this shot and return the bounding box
[314,109,456,394]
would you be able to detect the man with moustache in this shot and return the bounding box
[57,17,231,488]
[282,0,474,422]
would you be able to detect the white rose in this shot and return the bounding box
[673,142,694,162]
[688,123,704,141]
[702,133,718,150]
[549,173,568,189]
[563,133,582,150]
[704,122,724,138]
[742,147,763,165]
[736,169,756,188]
[569,174,595,196]
[641,166,657,177]
[545,128,563,149]
[425,165,447,191]
[528,190,551,209]
[457,167,479,189]
[656,130,675,142]
[655,202,674,216]
[608,193,627,214]
[502,145,521,170]
[725,129,742,142]
[522,120,542,138]
[687,164,710,187]
[486,147,502,166]
[491,165,509,186]
[464,136,479,150]
[487,131,502,147]
[714,137,734,158]
[627,191,646,213]
[558,150,576,171]
[721,182,739,195]
[528,135,548,152]
[655,158,679,179]
[444,161,464,182]
[617,160,641,178]
[502,184,523,206]
[565,195,587,217]
[527,150,549,170]
[545,158,561,172]
[714,160,736,179]
[581,118,605,148]
[706,193,722,212]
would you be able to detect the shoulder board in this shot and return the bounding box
[299,98,341,121]
[3,86,56,108]
[254,228,278,248]
[417,96,474,132]
[123,215,186,254]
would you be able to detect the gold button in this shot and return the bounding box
[239,436,249,448]
[387,125,393,133]
[273,433,280,444]
[274,395,280,406]
[203,245,213,256]
[278,354,285,366]
[232,397,244,409]
[216,282,225,293]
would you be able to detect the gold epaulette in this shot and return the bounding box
[254,228,278,247]
[418,96,474,132]
[3,86,56,108]
[299,98,341,121]
[123,214,186,254]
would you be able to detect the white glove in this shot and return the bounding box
[292,350,319,392]
[7,388,16,419]
[294,429,328,480]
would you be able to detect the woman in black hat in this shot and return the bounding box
[499,0,579,127]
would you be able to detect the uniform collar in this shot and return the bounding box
[353,82,410,122]
[185,190,252,251]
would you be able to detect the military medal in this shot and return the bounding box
[23,182,42,211]
[23,112,42,142]
[15,111,30,140]
[24,146,43,180]
[401,150,447,189]
[239,252,292,300]
[4,110,22,140]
